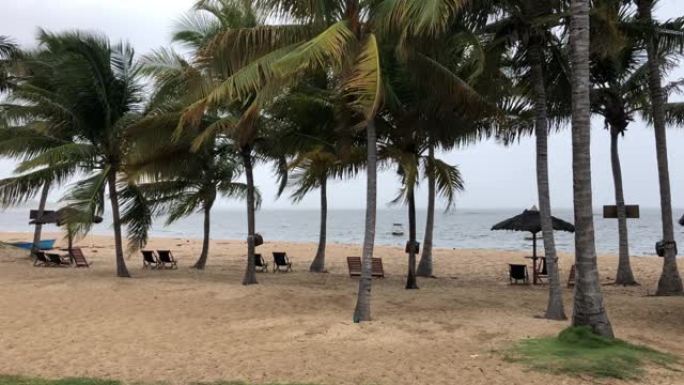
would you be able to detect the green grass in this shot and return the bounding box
[0,377,318,385]
[505,326,679,379]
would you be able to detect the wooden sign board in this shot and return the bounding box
[603,205,640,219]
[29,210,55,219]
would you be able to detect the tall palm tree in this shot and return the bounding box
[269,81,365,272]
[2,30,150,278]
[570,0,614,337]
[635,0,684,296]
[381,125,464,289]
[483,0,570,320]
[173,0,271,285]
[179,0,476,319]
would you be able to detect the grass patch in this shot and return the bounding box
[505,326,678,379]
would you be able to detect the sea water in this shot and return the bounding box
[1,207,683,256]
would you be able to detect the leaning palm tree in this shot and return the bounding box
[2,30,150,277]
[634,0,684,296]
[569,0,614,337]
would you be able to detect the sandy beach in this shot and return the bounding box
[1,231,683,385]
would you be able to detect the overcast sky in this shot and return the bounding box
[1,0,684,211]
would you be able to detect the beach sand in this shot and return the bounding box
[1,231,683,385]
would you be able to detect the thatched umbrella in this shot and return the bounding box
[491,206,575,260]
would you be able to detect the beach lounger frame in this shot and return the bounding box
[508,263,529,284]
[254,253,269,272]
[346,256,385,278]
[142,250,161,269]
[68,247,91,268]
[157,250,178,269]
[272,252,293,272]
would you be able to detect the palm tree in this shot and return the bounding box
[268,81,365,273]
[570,0,614,337]
[381,125,464,289]
[482,0,570,320]
[635,0,684,296]
[173,0,271,285]
[179,0,478,319]
[128,126,251,270]
[0,36,17,91]
[2,30,150,277]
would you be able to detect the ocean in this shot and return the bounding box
[1,207,683,256]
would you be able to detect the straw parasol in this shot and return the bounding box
[491,206,575,259]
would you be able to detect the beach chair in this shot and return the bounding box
[255,253,268,272]
[142,250,160,269]
[68,247,91,268]
[46,252,70,266]
[347,257,385,278]
[157,250,178,269]
[33,251,50,267]
[272,252,293,272]
[347,256,362,277]
[509,264,529,284]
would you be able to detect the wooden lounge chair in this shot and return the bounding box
[509,264,529,284]
[68,247,91,268]
[255,253,268,272]
[157,250,178,269]
[272,252,293,272]
[142,250,160,269]
[46,252,70,266]
[33,251,50,267]
[347,256,385,278]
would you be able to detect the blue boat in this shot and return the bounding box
[9,239,56,250]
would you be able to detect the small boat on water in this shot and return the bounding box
[391,223,404,236]
[8,239,56,250]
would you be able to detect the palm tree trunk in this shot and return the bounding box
[30,182,50,256]
[405,182,419,289]
[417,143,435,278]
[610,125,637,285]
[241,146,258,285]
[310,176,327,272]
[529,41,566,320]
[570,0,613,337]
[637,0,683,296]
[193,200,213,270]
[108,171,130,278]
[353,119,377,322]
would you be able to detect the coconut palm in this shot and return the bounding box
[481,0,571,320]
[0,36,17,91]
[1,30,151,278]
[128,124,251,270]
[177,0,490,319]
[268,79,365,272]
[589,2,684,285]
[634,0,684,296]
[381,124,464,289]
[569,0,614,337]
